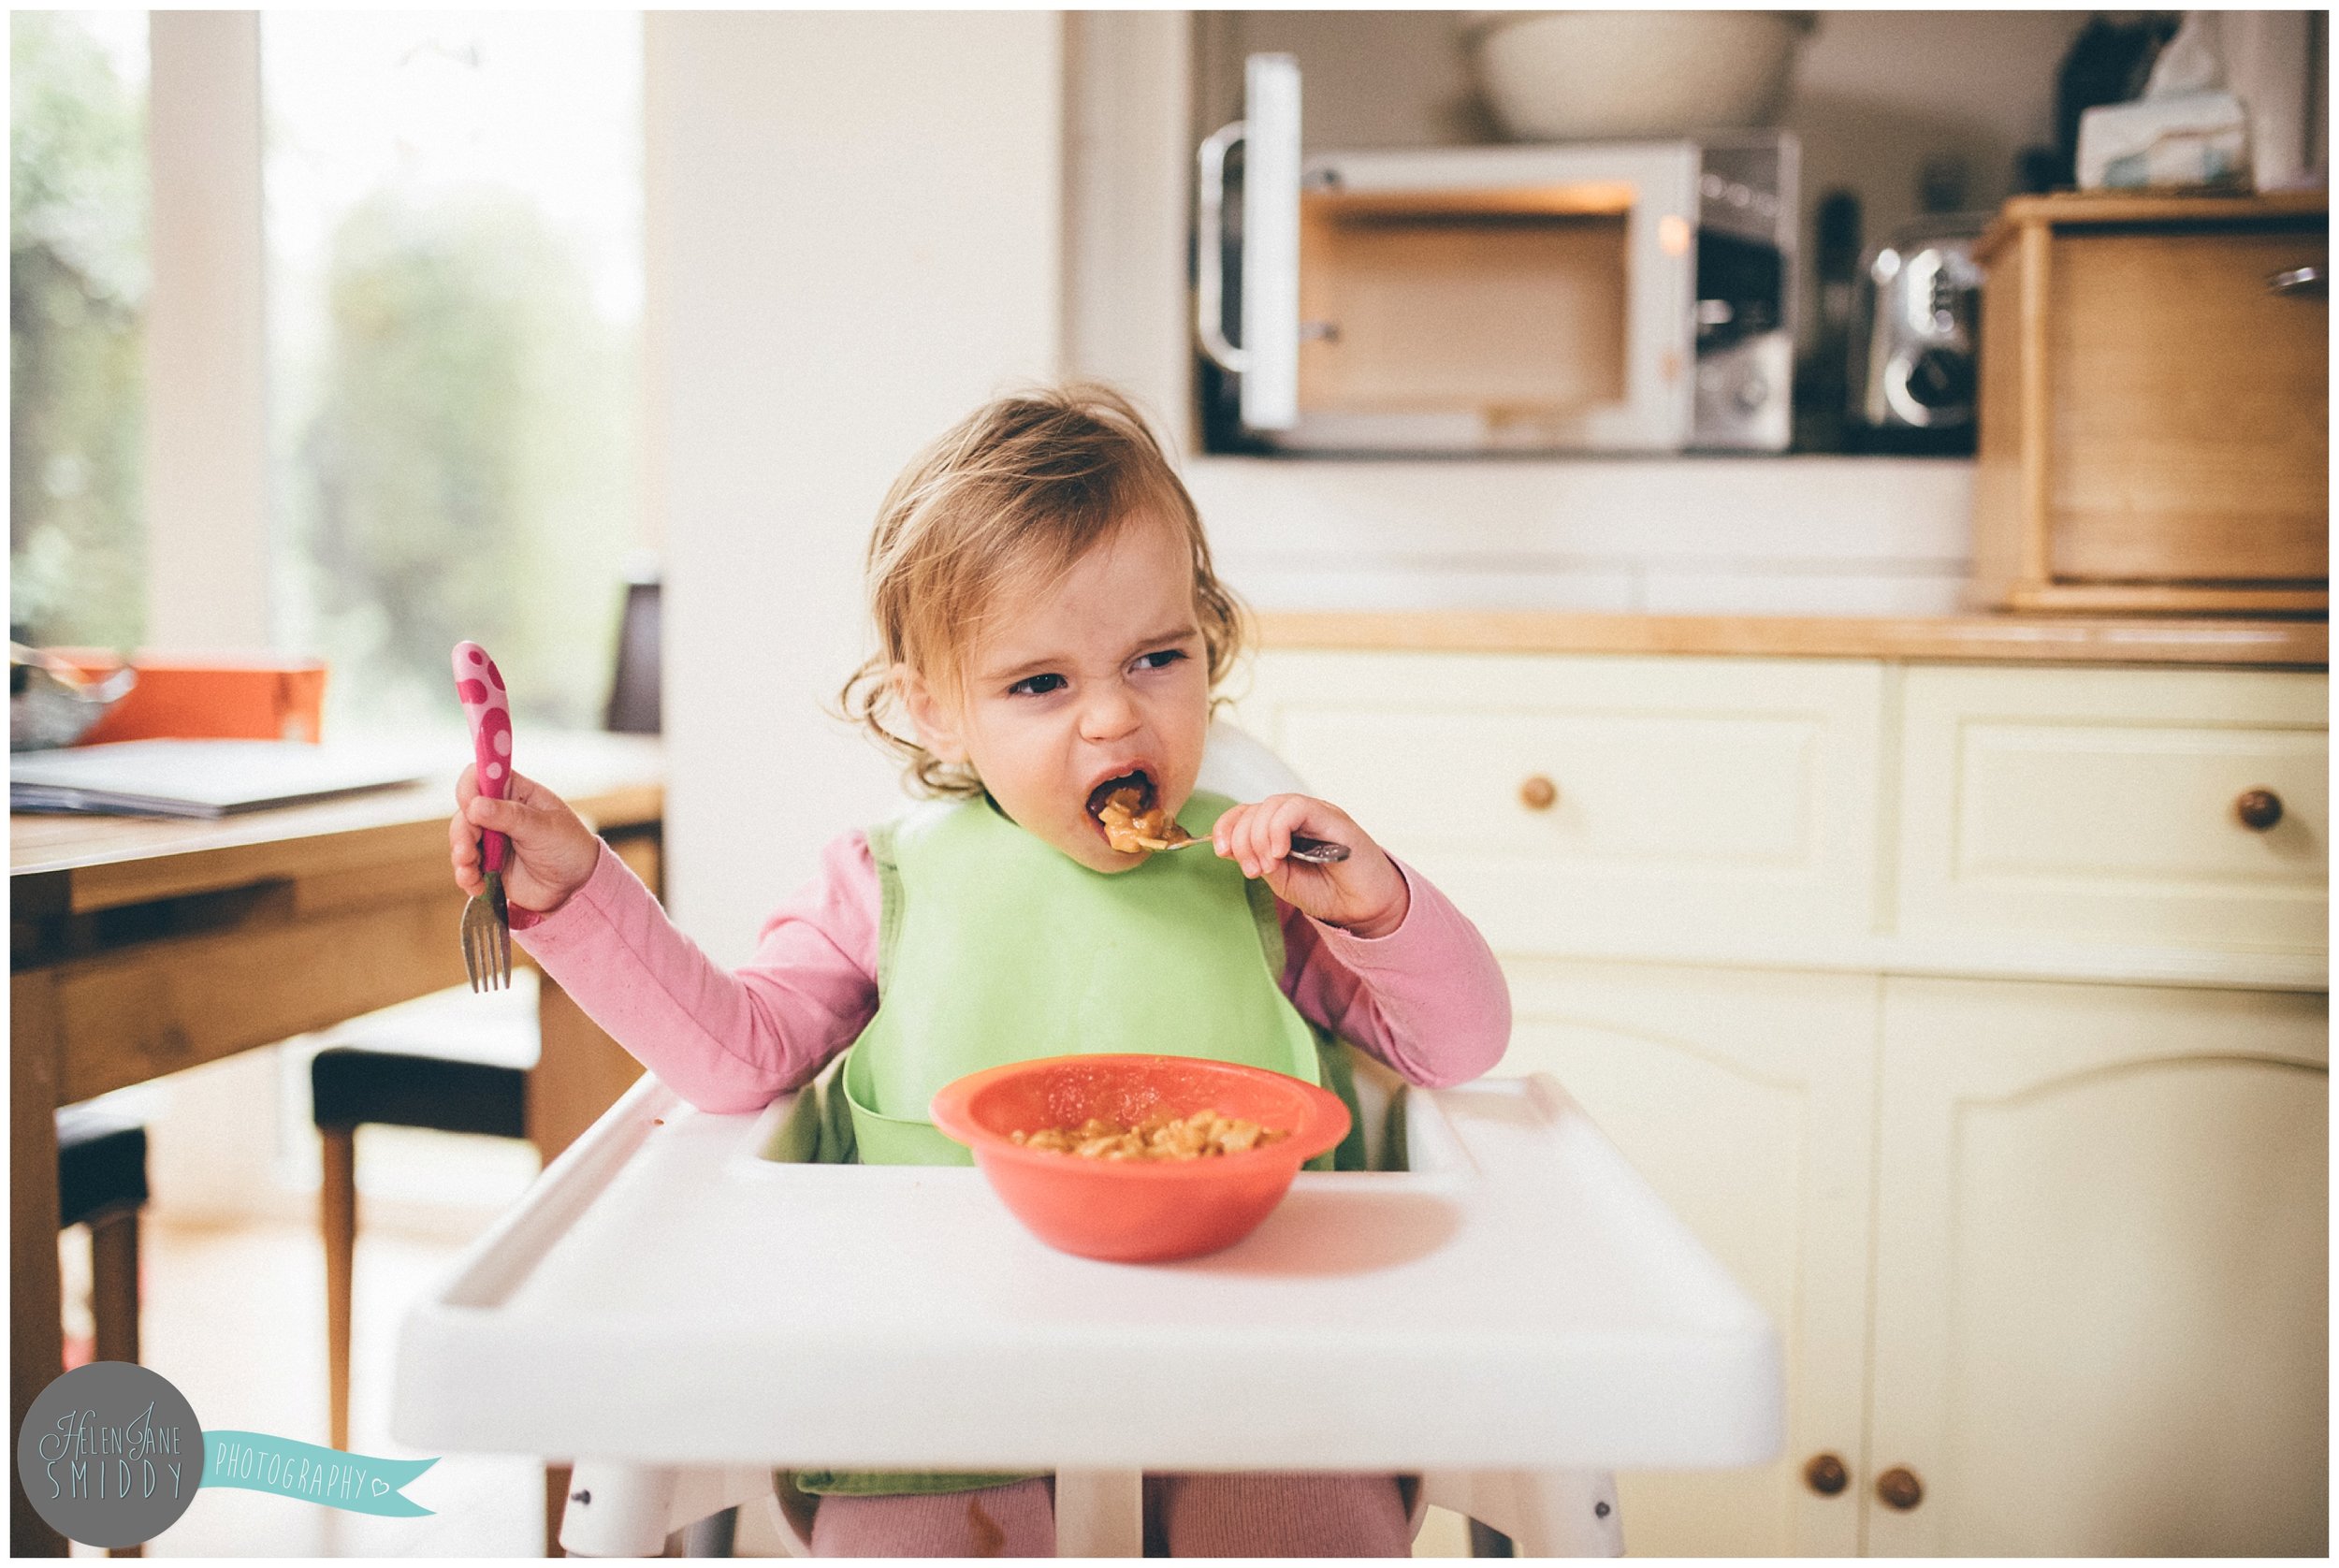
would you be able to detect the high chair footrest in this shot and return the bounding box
[1419,1469,1625,1558]
[558,1461,769,1557]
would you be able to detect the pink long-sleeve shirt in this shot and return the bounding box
[515,828,1511,1115]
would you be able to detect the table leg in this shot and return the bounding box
[545,1463,570,1557]
[12,973,67,1556]
[528,973,644,1167]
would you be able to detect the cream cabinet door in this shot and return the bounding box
[1867,979,2329,1556]
[1499,958,1879,1556]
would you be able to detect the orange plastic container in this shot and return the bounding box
[52,652,328,745]
[928,1054,1350,1263]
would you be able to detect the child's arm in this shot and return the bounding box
[452,768,879,1112]
[1213,794,1509,1089]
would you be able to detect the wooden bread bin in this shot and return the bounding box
[1968,190,2327,616]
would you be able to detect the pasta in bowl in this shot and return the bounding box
[929,1054,1351,1261]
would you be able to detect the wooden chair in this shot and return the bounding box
[312,1044,530,1452]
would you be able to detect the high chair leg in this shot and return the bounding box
[319,1124,356,1454]
[560,1463,772,1557]
[1419,1470,1624,1557]
[681,1506,736,1555]
[1053,1469,1143,1556]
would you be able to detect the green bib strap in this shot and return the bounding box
[790,1467,1039,1499]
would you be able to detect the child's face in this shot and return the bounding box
[901,514,1212,873]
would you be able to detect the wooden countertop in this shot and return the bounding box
[1253,611,2328,669]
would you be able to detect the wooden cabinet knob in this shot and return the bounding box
[1876,1466,1924,1511]
[2236,789,2284,832]
[1518,775,1559,811]
[1803,1453,1848,1496]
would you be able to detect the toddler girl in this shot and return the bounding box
[448,385,1511,1556]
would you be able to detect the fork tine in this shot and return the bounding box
[500,915,512,988]
[464,914,484,994]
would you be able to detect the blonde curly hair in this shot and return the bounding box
[837,384,1248,798]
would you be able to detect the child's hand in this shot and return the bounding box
[1212,793,1410,939]
[448,765,602,918]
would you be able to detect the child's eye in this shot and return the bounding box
[1009,673,1067,697]
[1132,649,1187,673]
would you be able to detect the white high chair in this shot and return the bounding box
[395,724,1780,1557]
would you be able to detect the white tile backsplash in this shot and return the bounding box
[1225,559,1641,614]
[1637,568,1969,617]
[1189,455,1977,617]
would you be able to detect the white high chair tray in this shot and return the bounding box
[394,1070,1779,1478]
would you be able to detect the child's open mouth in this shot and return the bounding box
[1085,770,1187,853]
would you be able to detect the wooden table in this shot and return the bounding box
[10,733,663,1556]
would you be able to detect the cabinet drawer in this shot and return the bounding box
[1896,667,2328,971]
[1236,651,1883,961]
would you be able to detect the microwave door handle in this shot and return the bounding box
[1196,120,1250,372]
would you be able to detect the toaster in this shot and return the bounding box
[1848,214,1988,453]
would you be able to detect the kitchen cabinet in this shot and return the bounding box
[1867,977,2328,1557]
[1969,193,2329,616]
[1232,646,2328,1556]
[1499,959,1878,1557]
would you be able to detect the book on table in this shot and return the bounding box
[9,739,428,818]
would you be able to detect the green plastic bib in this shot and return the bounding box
[838,790,1328,1166]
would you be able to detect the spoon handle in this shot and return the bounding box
[1286,834,1351,864]
[1168,832,1350,864]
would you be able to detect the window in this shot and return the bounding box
[263,13,644,734]
[10,10,150,652]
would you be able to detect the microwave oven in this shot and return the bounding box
[1197,54,1798,455]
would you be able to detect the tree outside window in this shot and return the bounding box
[267,15,644,736]
[10,10,149,653]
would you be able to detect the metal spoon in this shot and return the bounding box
[1154,828,1349,864]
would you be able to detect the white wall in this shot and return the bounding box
[1063,11,1196,450]
[1189,454,1975,618]
[144,10,270,653]
[645,12,1065,963]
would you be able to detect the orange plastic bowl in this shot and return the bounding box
[929,1054,1351,1262]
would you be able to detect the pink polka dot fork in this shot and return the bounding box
[453,641,516,991]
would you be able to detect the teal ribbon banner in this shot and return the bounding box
[198,1430,436,1517]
